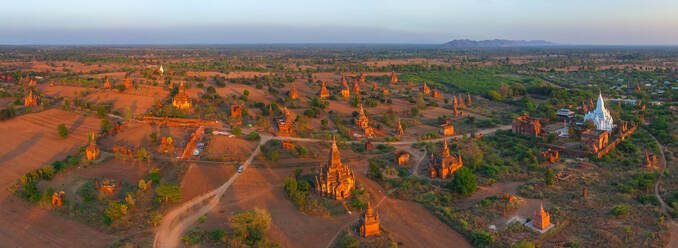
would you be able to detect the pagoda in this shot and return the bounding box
[289,85,299,100]
[315,137,355,200]
[396,120,404,136]
[319,81,330,98]
[103,78,112,89]
[429,139,463,179]
[432,88,440,98]
[358,202,380,237]
[124,77,133,89]
[85,132,100,160]
[24,90,40,107]
[533,202,552,230]
[422,81,431,95]
[390,70,398,83]
[359,73,366,85]
[467,93,472,105]
[584,92,614,131]
[352,80,360,95]
[172,82,192,111]
[274,106,295,136]
[340,77,350,98]
[355,104,370,129]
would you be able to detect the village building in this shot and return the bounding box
[85,133,100,160]
[390,70,398,83]
[429,139,463,179]
[315,137,355,200]
[319,81,330,98]
[24,90,40,107]
[358,202,381,237]
[172,82,192,111]
[289,85,299,100]
[275,107,295,136]
[584,92,614,131]
[512,114,542,137]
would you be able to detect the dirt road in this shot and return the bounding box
[649,134,678,248]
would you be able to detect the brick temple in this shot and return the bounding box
[358,202,380,237]
[172,82,192,111]
[429,139,463,179]
[315,137,355,200]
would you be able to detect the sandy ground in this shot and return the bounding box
[180,163,237,203]
[84,91,164,117]
[0,109,112,247]
[40,85,90,98]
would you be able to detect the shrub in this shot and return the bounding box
[448,167,477,197]
[57,124,68,138]
[232,127,242,136]
[612,204,629,216]
[246,132,260,140]
[155,184,182,204]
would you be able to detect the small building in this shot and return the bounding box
[390,70,398,83]
[289,85,299,100]
[529,202,553,232]
[556,108,575,119]
[340,76,350,98]
[422,81,431,95]
[274,107,295,136]
[319,81,330,98]
[358,202,380,237]
[231,105,243,118]
[581,129,609,153]
[96,179,120,195]
[395,151,410,167]
[432,89,440,98]
[440,122,455,136]
[281,140,295,151]
[512,114,542,137]
[51,191,65,207]
[85,133,100,160]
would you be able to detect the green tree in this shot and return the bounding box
[155,184,182,204]
[283,177,297,195]
[57,124,68,138]
[229,208,271,245]
[449,167,477,196]
[545,168,555,186]
[104,201,128,222]
[100,119,112,133]
[232,127,242,136]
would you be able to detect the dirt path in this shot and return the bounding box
[648,134,678,248]
[153,137,269,248]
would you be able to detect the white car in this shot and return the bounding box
[238,166,244,173]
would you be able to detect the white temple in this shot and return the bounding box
[584,92,614,131]
[159,65,164,75]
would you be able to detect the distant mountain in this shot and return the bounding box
[443,39,555,48]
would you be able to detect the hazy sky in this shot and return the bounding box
[2,0,677,45]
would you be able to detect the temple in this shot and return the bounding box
[354,104,374,137]
[103,78,112,89]
[319,81,330,98]
[24,90,40,107]
[358,202,380,237]
[289,85,299,100]
[390,70,398,83]
[422,81,431,95]
[432,88,440,98]
[315,137,355,200]
[584,92,614,131]
[274,106,295,136]
[85,132,100,160]
[230,105,242,118]
[396,120,404,136]
[172,82,192,111]
[512,114,542,137]
[429,139,463,179]
[533,202,552,230]
[581,129,609,153]
[352,80,360,96]
[124,77,133,89]
[341,76,350,98]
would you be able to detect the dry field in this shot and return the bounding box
[179,163,237,203]
[85,91,163,116]
[0,109,112,247]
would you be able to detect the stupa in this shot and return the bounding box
[584,92,614,131]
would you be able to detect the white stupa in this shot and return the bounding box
[584,92,614,131]
[159,65,164,75]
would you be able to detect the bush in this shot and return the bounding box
[612,204,629,216]
[104,201,128,223]
[232,127,242,136]
[246,132,260,140]
[448,167,477,197]
[471,230,494,247]
[57,124,68,138]
[155,184,182,204]
[229,208,271,245]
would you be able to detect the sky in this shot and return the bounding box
[1,0,677,45]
